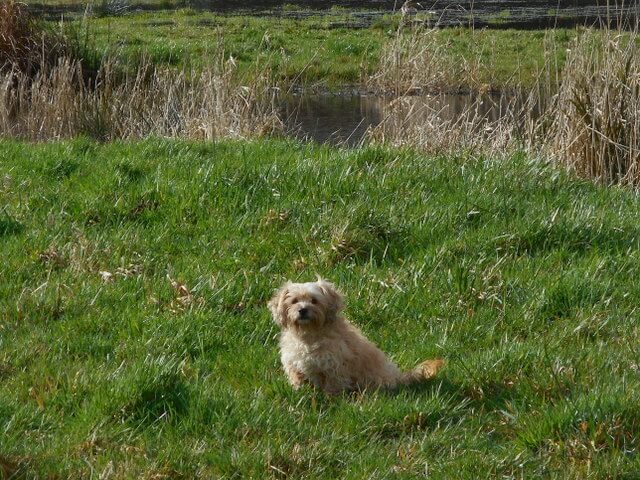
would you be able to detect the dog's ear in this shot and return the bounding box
[268,283,290,328]
[317,279,344,322]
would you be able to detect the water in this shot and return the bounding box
[281,94,378,146]
[30,1,639,29]
[280,91,529,146]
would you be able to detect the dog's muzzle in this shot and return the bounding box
[296,307,312,324]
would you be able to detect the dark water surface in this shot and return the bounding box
[280,91,528,146]
[30,1,639,29]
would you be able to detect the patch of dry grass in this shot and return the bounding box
[365,27,547,156]
[366,27,528,96]
[367,25,640,185]
[0,1,281,140]
[0,0,69,76]
[0,54,282,140]
[368,90,541,157]
[366,28,454,96]
[544,29,640,185]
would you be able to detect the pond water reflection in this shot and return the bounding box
[280,91,534,146]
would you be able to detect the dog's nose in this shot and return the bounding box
[299,307,309,318]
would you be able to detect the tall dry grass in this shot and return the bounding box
[365,27,543,156]
[368,25,640,187]
[367,27,499,96]
[0,0,69,77]
[0,0,280,141]
[367,90,543,156]
[0,55,282,140]
[366,29,454,96]
[544,29,640,185]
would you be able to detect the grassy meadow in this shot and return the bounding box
[83,11,575,88]
[19,4,576,90]
[3,1,640,477]
[2,138,640,478]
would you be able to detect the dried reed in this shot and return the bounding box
[368,24,640,186]
[0,55,282,141]
[365,27,540,156]
[544,28,640,185]
[0,0,68,77]
[366,28,453,96]
[367,90,541,156]
[367,27,497,96]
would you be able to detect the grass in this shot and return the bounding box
[2,137,640,477]
[88,11,385,86]
[66,10,576,89]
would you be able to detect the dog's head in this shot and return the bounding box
[268,279,344,330]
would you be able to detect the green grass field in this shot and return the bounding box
[2,138,640,478]
[60,10,575,88]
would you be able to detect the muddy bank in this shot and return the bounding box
[28,1,639,30]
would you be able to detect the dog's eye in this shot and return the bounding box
[291,299,298,304]
[311,298,317,304]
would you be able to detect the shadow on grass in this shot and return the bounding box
[0,215,24,237]
[0,454,34,480]
[497,222,640,256]
[404,375,538,417]
[118,371,190,425]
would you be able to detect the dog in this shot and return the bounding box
[268,279,444,395]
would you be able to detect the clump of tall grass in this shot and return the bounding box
[0,0,69,77]
[366,27,542,155]
[1,0,102,84]
[0,0,280,140]
[368,90,541,156]
[368,24,640,183]
[544,28,640,185]
[367,28,498,96]
[367,28,453,96]
[0,54,282,140]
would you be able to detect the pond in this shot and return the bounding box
[30,0,638,29]
[279,90,534,146]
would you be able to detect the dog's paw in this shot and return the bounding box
[417,359,445,379]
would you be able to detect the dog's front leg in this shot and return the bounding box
[284,365,307,389]
[314,371,343,396]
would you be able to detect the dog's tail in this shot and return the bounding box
[399,359,445,385]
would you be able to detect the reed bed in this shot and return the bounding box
[0,0,68,77]
[366,28,454,96]
[367,90,542,156]
[366,27,545,157]
[0,55,282,140]
[0,0,281,141]
[366,27,508,97]
[369,26,640,187]
[544,28,640,185]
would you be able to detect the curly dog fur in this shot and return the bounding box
[268,279,443,395]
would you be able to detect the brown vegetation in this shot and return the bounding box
[0,56,281,140]
[0,1,280,140]
[369,26,640,187]
[545,29,640,185]
[368,90,540,156]
[0,0,68,76]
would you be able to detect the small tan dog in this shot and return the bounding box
[268,279,444,395]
